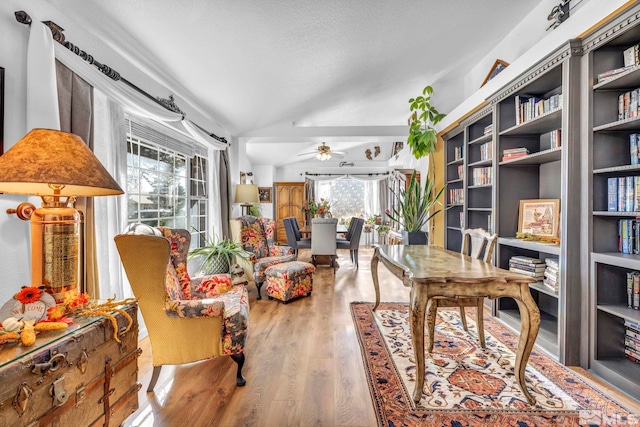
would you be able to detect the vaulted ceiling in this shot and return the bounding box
[45,0,539,166]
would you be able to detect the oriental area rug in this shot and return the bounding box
[351,302,639,427]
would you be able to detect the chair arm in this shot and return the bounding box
[165,297,225,318]
[190,265,249,299]
[270,244,294,257]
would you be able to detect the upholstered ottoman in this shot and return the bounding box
[264,261,315,303]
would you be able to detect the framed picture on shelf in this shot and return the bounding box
[518,199,560,238]
[258,187,272,203]
[481,59,509,88]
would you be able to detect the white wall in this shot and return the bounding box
[253,165,275,218]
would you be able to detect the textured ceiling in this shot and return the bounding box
[46,0,538,166]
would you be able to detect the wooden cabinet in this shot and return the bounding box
[274,182,305,243]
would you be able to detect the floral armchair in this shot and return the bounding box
[230,215,296,299]
[114,226,250,392]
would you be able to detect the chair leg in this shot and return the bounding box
[476,298,486,348]
[230,353,246,386]
[256,280,263,300]
[350,250,353,262]
[459,305,468,331]
[354,250,359,268]
[147,365,162,392]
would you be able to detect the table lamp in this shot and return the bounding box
[0,129,123,302]
[234,184,259,216]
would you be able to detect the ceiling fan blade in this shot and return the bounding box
[297,152,316,156]
[331,153,344,159]
[332,150,348,155]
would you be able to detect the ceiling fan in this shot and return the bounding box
[297,142,347,161]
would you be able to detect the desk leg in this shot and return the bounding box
[426,299,437,353]
[514,290,540,406]
[409,284,429,403]
[371,248,381,311]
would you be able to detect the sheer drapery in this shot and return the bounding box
[209,149,223,239]
[27,22,60,131]
[93,90,129,299]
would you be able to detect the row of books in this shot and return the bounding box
[630,134,640,165]
[626,272,640,309]
[484,124,493,135]
[618,219,640,254]
[487,213,493,234]
[449,188,464,205]
[515,93,562,126]
[459,212,464,229]
[607,176,640,212]
[596,45,640,84]
[625,319,640,365]
[543,258,560,293]
[454,146,464,161]
[502,147,529,162]
[547,129,562,149]
[471,166,492,186]
[479,141,493,161]
[617,89,640,121]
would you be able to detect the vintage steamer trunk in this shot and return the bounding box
[0,303,140,426]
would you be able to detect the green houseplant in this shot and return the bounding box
[386,171,445,244]
[407,85,446,162]
[188,235,251,275]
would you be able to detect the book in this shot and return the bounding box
[509,263,546,273]
[632,134,639,165]
[510,259,546,268]
[608,177,618,212]
[619,177,627,212]
[624,44,639,67]
[509,267,544,278]
[510,256,543,264]
[627,176,635,212]
[634,273,640,309]
[628,271,634,308]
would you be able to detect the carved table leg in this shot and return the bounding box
[409,283,429,403]
[476,298,486,349]
[426,299,437,353]
[514,287,540,405]
[371,248,381,311]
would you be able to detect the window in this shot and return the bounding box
[125,117,209,249]
[316,178,366,222]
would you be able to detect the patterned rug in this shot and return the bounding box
[351,302,639,427]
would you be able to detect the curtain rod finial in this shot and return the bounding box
[15,11,32,25]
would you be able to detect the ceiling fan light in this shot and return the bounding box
[316,152,331,161]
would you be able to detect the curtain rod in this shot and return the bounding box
[304,172,389,176]
[14,10,228,145]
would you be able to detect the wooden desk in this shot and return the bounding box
[370,245,539,405]
[299,224,348,237]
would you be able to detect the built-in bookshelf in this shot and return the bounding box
[443,106,494,252]
[444,130,465,251]
[582,8,640,399]
[489,39,581,365]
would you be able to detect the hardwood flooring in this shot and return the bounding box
[123,246,640,427]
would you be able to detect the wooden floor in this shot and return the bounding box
[123,246,640,427]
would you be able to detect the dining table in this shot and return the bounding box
[370,244,539,405]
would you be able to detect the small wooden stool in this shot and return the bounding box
[264,261,315,303]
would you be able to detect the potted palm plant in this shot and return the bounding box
[188,235,251,275]
[386,171,445,244]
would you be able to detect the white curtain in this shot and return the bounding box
[209,150,223,238]
[182,119,228,150]
[93,90,130,299]
[27,22,60,131]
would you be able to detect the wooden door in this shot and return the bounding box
[274,182,305,243]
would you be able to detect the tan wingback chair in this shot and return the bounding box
[114,228,250,392]
[430,228,498,348]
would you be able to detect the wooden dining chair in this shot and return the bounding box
[431,228,497,348]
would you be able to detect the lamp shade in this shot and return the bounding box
[0,128,123,197]
[234,184,259,204]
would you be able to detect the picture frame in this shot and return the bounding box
[481,59,509,88]
[392,141,404,157]
[518,199,560,238]
[258,187,272,203]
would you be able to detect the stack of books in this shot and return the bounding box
[625,319,640,364]
[597,66,636,84]
[502,148,529,161]
[508,256,545,280]
[543,257,559,293]
[484,124,493,135]
[626,271,640,309]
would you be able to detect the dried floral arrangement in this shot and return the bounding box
[0,286,136,347]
